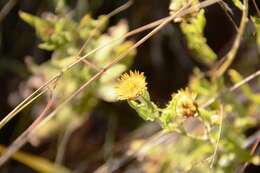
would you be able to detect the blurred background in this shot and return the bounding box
[0,0,260,172]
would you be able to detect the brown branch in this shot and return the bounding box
[0,89,55,166]
[0,0,17,23]
[214,0,249,77]
[218,1,239,32]
[75,0,134,71]
[253,0,260,17]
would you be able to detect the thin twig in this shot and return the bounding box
[253,0,260,17]
[239,137,260,173]
[107,0,134,18]
[210,104,223,168]
[0,88,55,166]
[218,1,239,32]
[215,0,248,77]
[203,69,260,108]
[76,0,134,71]
[55,124,76,165]
[0,87,48,130]
[0,0,17,23]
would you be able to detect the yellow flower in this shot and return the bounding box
[116,71,147,100]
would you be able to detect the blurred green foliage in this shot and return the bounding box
[170,0,217,65]
[20,9,136,140]
[113,0,260,172]
[1,0,260,172]
[121,66,259,172]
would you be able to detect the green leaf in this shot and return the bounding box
[230,0,244,10]
[19,11,53,41]
[127,91,159,121]
[20,11,77,51]
[180,10,217,65]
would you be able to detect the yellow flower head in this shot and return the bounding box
[116,71,147,100]
[173,88,198,118]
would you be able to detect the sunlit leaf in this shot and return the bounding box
[180,10,217,65]
[230,0,244,10]
[19,11,54,41]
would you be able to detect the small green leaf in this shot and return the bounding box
[127,91,159,121]
[230,0,244,10]
[19,11,53,41]
[180,10,217,65]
